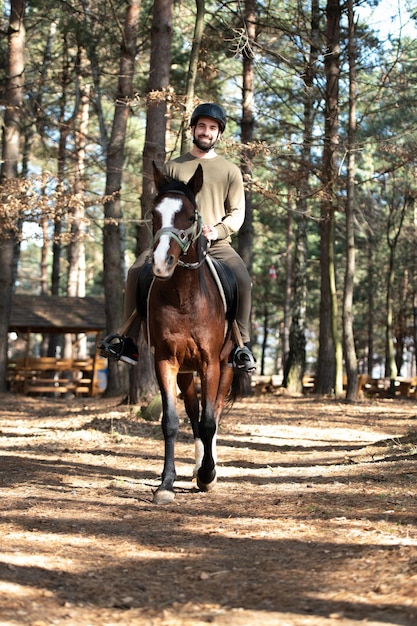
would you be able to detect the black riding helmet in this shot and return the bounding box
[190,103,227,133]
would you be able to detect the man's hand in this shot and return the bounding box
[202,225,218,241]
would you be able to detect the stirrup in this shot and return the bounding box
[232,346,256,373]
[99,333,125,361]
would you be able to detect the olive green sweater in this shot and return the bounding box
[163,153,245,241]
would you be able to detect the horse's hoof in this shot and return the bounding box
[197,475,217,492]
[153,488,175,504]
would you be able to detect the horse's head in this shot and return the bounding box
[151,162,204,279]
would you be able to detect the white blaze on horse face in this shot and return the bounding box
[153,197,184,276]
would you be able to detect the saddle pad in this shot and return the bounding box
[136,258,238,321]
[206,256,238,321]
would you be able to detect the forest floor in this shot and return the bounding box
[0,390,417,626]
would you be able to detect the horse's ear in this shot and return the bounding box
[187,164,203,197]
[153,161,169,192]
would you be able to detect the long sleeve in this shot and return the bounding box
[164,154,245,242]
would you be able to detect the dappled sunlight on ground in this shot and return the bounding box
[0,392,416,625]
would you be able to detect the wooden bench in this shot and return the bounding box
[227,372,417,399]
[251,375,282,395]
[302,375,316,393]
[8,357,106,397]
[407,376,417,398]
[357,375,417,399]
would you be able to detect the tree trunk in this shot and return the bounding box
[0,0,25,392]
[316,0,341,396]
[52,32,72,299]
[366,192,375,376]
[283,0,319,393]
[137,0,173,258]
[385,195,407,391]
[67,52,90,359]
[385,242,398,392]
[180,0,205,155]
[260,303,269,375]
[47,35,71,359]
[235,0,256,397]
[103,0,141,396]
[414,203,417,376]
[68,50,89,301]
[394,270,408,376]
[343,0,358,401]
[282,200,293,370]
[238,0,255,275]
[81,0,108,150]
[130,0,174,404]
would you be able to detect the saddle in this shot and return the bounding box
[136,258,238,322]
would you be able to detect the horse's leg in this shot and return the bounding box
[197,404,217,491]
[153,364,180,505]
[177,373,202,479]
[215,363,234,417]
[196,362,222,492]
[197,363,234,492]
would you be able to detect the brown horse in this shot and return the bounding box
[147,162,248,504]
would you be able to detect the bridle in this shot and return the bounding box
[152,189,209,269]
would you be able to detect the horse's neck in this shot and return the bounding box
[170,261,206,308]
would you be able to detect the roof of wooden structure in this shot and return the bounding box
[10,295,106,334]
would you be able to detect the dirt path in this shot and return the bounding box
[0,392,416,626]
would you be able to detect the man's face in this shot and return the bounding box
[192,116,221,152]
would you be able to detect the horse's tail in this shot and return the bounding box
[227,369,252,403]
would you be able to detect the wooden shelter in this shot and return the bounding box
[8,295,107,397]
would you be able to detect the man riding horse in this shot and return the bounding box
[100,102,256,373]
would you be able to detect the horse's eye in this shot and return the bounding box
[189,214,195,223]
